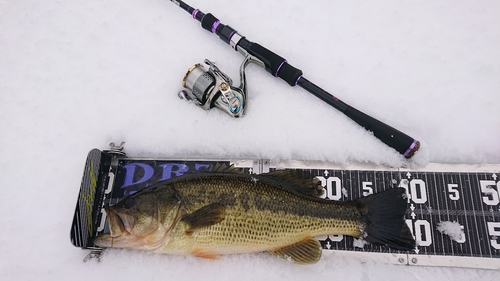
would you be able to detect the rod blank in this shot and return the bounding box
[169,0,420,158]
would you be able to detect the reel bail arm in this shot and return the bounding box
[179,53,263,118]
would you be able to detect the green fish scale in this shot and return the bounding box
[161,174,363,254]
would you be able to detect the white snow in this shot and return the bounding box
[353,238,369,249]
[1,0,499,280]
[437,221,464,242]
[342,187,349,198]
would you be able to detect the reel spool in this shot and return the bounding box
[179,59,246,118]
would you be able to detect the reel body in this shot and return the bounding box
[178,52,262,118]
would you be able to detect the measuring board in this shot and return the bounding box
[71,148,500,269]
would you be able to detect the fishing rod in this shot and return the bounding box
[169,0,420,158]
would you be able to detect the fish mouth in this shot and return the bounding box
[93,207,136,248]
[112,208,135,234]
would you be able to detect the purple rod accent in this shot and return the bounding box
[275,60,287,77]
[404,140,418,157]
[227,30,236,44]
[211,20,220,33]
[294,75,303,86]
[192,9,199,19]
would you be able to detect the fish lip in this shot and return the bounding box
[104,207,120,237]
[116,212,135,234]
[95,201,181,250]
[104,206,136,235]
[94,207,137,248]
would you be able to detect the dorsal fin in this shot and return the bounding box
[199,164,322,198]
[206,163,244,174]
[258,170,324,198]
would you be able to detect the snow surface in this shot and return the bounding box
[437,221,465,242]
[1,0,499,280]
[353,238,369,249]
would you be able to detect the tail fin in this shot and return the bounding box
[358,188,415,250]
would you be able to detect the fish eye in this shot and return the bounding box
[124,198,136,209]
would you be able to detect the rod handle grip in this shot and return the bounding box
[239,41,302,86]
[343,105,420,158]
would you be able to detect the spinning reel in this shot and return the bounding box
[178,52,262,118]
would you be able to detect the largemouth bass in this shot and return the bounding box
[94,165,415,264]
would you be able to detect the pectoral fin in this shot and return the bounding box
[181,203,226,234]
[269,237,322,264]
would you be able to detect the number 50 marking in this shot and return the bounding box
[487,222,500,250]
[480,180,500,206]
